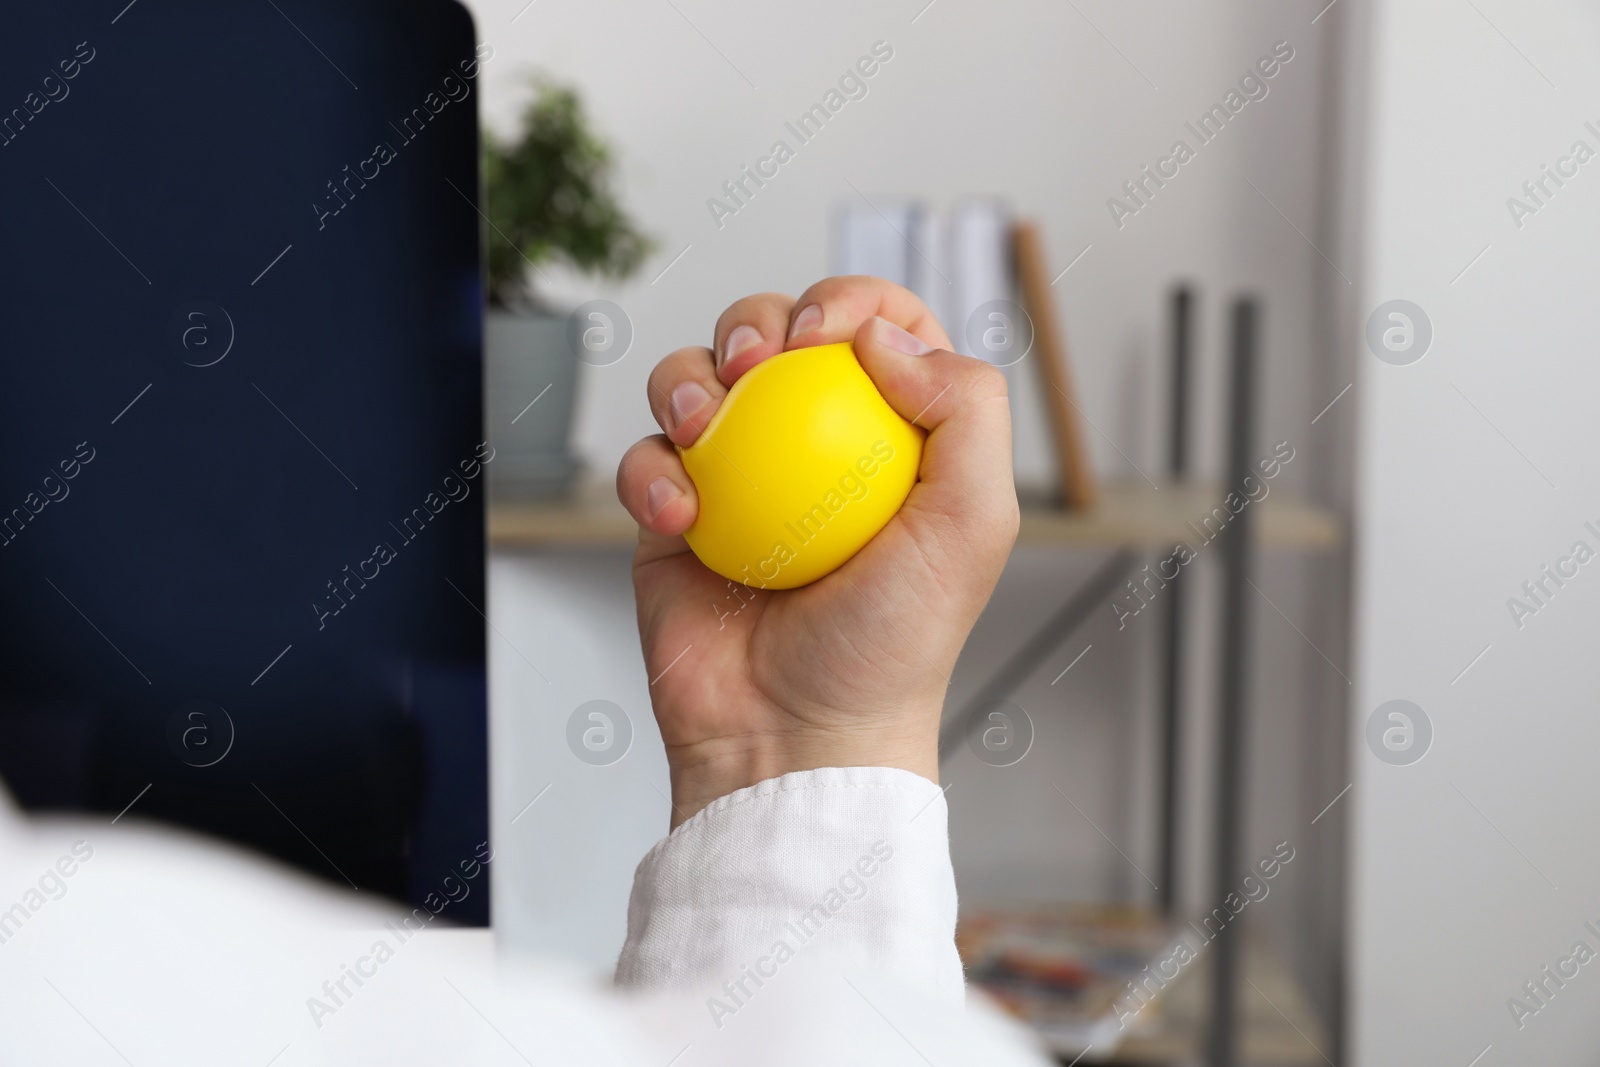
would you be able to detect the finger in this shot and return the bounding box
[646,346,727,447]
[852,316,1019,553]
[785,276,953,353]
[616,435,699,547]
[712,292,796,387]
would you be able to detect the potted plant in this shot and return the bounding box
[482,78,651,497]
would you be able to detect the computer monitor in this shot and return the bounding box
[0,0,489,924]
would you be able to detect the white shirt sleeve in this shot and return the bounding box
[613,766,964,1005]
[0,775,1049,1066]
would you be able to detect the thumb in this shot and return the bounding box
[853,316,1020,558]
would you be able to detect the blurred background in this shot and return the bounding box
[472,0,1356,1061]
[4,0,1600,1064]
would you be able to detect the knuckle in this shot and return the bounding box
[805,274,891,303]
[619,435,664,474]
[648,348,707,402]
[662,345,707,370]
[718,293,789,324]
[965,359,1010,400]
[645,358,672,389]
[730,290,789,308]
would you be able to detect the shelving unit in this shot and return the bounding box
[1113,927,1332,1065]
[488,481,1341,553]
[489,472,1343,1065]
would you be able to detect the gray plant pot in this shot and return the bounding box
[484,308,582,498]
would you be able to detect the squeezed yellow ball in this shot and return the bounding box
[679,342,924,590]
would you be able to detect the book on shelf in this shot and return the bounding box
[957,904,1185,1058]
[832,197,1097,508]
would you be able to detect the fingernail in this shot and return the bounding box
[646,476,682,518]
[789,303,824,340]
[869,316,933,355]
[720,324,762,368]
[669,380,712,430]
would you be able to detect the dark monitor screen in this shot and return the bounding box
[0,0,489,923]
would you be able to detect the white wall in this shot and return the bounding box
[485,550,667,966]
[468,0,1354,1032]
[467,0,1334,489]
[1350,1,1600,1063]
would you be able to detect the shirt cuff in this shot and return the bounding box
[613,766,962,1004]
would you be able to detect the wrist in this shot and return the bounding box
[664,721,940,829]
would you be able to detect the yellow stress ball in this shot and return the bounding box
[678,342,924,590]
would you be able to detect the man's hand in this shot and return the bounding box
[615,277,1019,827]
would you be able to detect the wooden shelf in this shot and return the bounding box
[488,481,1342,553]
[1015,483,1341,552]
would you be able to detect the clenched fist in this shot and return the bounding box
[616,277,1019,827]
